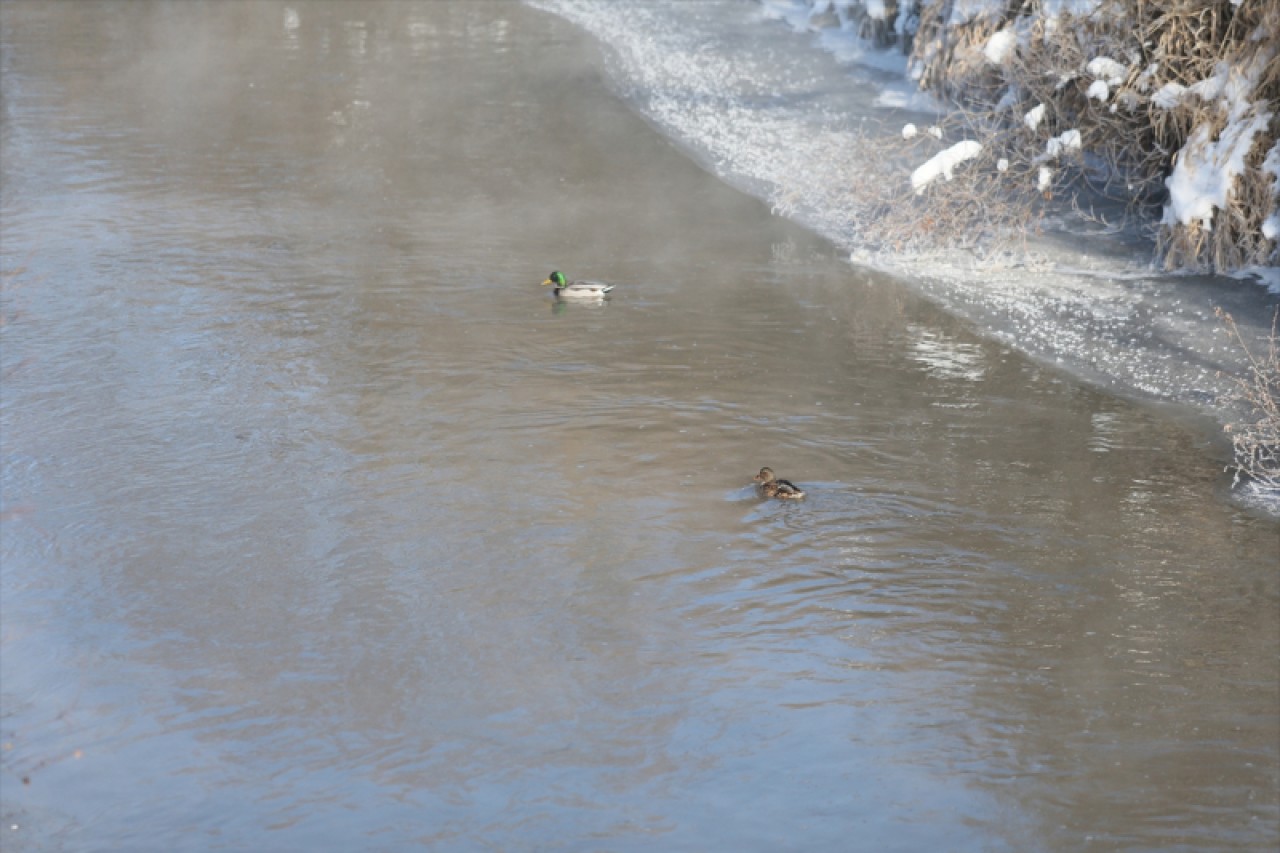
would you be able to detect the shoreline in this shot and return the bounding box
[530,0,1279,510]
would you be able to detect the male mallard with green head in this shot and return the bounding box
[753,467,806,500]
[542,271,615,299]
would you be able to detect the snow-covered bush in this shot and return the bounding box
[1150,3,1279,272]
[786,0,1280,273]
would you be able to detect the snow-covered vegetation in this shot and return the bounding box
[1219,308,1280,495]
[782,0,1279,276]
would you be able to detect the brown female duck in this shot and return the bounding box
[753,467,806,500]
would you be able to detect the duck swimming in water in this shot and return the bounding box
[542,271,615,299]
[753,467,806,500]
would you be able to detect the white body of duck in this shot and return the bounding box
[542,271,614,299]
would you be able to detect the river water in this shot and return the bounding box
[537,0,1280,422]
[1,2,1276,850]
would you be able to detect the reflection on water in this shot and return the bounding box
[1,1,1277,850]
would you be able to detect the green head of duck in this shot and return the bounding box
[540,270,614,299]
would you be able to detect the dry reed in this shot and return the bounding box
[793,0,1280,272]
[1218,307,1280,493]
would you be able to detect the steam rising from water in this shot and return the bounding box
[533,0,1278,424]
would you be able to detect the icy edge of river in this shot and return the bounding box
[528,0,1280,512]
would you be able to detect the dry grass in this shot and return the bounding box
[1145,1,1280,271]
[794,0,1280,272]
[1218,307,1280,493]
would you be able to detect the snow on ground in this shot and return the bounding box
[947,0,1005,26]
[1042,128,1082,160]
[874,80,943,112]
[983,29,1015,66]
[1040,0,1104,32]
[1164,113,1273,232]
[911,140,982,193]
[816,28,911,75]
[1153,82,1186,110]
[1086,56,1127,85]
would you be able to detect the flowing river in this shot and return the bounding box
[1,2,1277,850]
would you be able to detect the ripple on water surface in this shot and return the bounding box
[1,1,1277,850]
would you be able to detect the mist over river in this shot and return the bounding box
[1,2,1277,850]
[537,0,1280,422]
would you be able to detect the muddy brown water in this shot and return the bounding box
[1,2,1276,850]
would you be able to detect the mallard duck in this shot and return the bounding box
[542,271,615,299]
[753,467,806,500]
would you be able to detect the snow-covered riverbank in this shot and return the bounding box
[530,0,1278,504]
